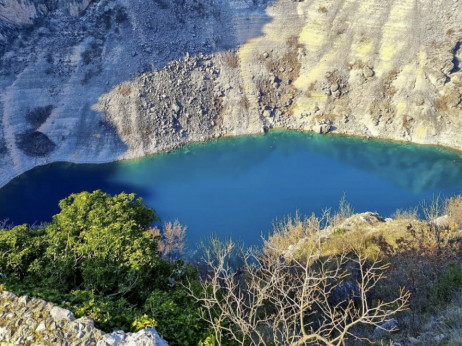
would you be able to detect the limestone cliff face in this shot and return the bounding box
[0,0,92,27]
[1,0,461,188]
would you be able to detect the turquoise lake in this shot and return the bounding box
[2,130,462,249]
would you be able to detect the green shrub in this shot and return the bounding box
[0,224,45,279]
[144,287,210,345]
[0,191,212,344]
[40,190,161,297]
[431,262,462,304]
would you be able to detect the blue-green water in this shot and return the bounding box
[1,130,462,247]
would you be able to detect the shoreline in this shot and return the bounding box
[2,127,462,191]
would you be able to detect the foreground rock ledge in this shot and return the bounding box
[0,291,168,346]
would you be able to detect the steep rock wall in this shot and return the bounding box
[0,0,461,188]
[0,0,92,26]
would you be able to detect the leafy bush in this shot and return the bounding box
[431,262,462,304]
[0,190,210,344]
[40,190,160,297]
[144,287,211,344]
[0,224,46,279]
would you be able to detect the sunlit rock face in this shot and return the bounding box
[1,0,461,188]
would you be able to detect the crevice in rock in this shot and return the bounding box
[450,41,461,74]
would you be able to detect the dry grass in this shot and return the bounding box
[266,193,462,261]
[446,195,462,230]
[262,195,462,344]
[285,35,304,49]
[255,77,278,106]
[335,27,346,36]
[282,51,301,80]
[264,58,279,73]
[304,82,316,98]
[222,51,239,69]
[318,6,328,13]
[265,212,321,255]
[434,95,450,112]
[117,84,132,96]
[380,69,399,98]
[239,96,250,111]
[392,207,419,221]
[402,115,414,132]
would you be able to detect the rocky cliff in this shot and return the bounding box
[0,290,168,345]
[1,0,461,187]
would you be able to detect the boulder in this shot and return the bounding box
[317,123,332,134]
[50,306,75,322]
[374,319,399,337]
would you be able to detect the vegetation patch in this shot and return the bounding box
[16,131,56,156]
[2,192,462,344]
[0,191,212,344]
[25,105,53,128]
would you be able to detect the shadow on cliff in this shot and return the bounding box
[89,0,278,90]
[0,0,277,193]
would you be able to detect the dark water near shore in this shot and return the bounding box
[2,130,462,248]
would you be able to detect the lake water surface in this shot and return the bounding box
[1,130,462,248]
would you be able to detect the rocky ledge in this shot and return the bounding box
[0,291,168,346]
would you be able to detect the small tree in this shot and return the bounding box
[41,190,161,297]
[187,236,410,345]
[150,220,187,263]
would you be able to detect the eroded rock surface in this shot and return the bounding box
[0,290,168,345]
[1,0,462,187]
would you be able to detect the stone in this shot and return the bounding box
[317,124,332,134]
[363,67,375,78]
[50,306,75,322]
[172,103,180,113]
[0,292,17,301]
[374,319,399,337]
[35,321,47,333]
[0,292,170,345]
[18,295,28,305]
[434,334,447,342]
[330,83,339,92]
[124,328,168,346]
[431,214,449,229]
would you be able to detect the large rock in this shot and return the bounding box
[50,306,75,322]
[374,319,399,337]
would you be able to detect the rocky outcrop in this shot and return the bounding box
[0,0,462,188]
[0,290,168,345]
